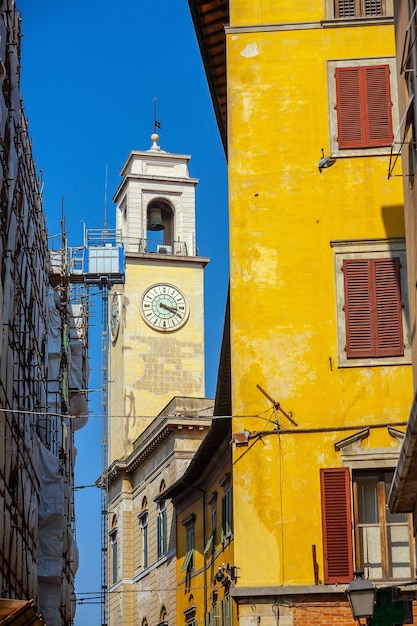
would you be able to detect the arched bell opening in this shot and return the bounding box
[146,199,174,249]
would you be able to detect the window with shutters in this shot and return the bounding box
[343,257,403,358]
[325,0,392,19]
[320,468,414,583]
[331,239,411,367]
[220,474,232,544]
[220,594,233,626]
[327,58,399,157]
[353,470,413,579]
[204,492,217,557]
[336,65,392,149]
[207,591,218,626]
[335,0,384,17]
[181,514,196,575]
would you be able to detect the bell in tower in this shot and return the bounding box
[115,133,198,257]
[147,205,165,231]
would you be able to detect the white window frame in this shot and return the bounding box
[353,469,413,580]
[139,510,149,569]
[331,238,411,367]
[327,57,399,158]
[110,529,118,585]
[157,500,167,559]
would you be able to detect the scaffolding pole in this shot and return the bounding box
[101,284,109,626]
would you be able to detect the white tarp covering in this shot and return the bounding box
[69,392,88,431]
[68,303,88,392]
[47,287,61,356]
[46,287,89,425]
[37,441,64,626]
[68,342,83,389]
[42,281,88,624]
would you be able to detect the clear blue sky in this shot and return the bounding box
[17,2,229,623]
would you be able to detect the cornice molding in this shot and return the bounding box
[99,418,211,486]
[225,17,393,35]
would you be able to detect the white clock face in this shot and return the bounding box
[110,292,121,342]
[140,283,189,332]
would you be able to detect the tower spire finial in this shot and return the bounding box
[153,97,161,133]
[150,97,162,151]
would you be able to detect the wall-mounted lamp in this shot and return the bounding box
[214,564,238,585]
[318,148,337,173]
[347,570,376,625]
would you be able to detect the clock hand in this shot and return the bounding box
[160,302,183,316]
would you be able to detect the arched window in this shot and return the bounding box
[139,497,149,568]
[109,515,118,585]
[157,481,167,558]
[158,606,168,626]
[183,595,197,626]
[146,199,175,251]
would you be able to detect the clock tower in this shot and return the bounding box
[108,134,209,461]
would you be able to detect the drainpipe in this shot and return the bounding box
[409,0,417,164]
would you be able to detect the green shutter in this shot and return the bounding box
[180,549,194,572]
[204,529,214,554]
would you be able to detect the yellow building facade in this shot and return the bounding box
[389,0,417,560]
[187,1,417,625]
[162,411,235,626]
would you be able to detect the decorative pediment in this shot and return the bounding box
[334,428,370,450]
[334,427,405,469]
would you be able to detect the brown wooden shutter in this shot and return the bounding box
[365,65,393,147]
[336,67,364,148]
[336,65,392,149]
[343,257,403,358]
[320,468,353,584]
[344,259,373,357]
[374,258,403,356]
[363,0,383,16]
[335,0,356,17]
[334,0,383,16]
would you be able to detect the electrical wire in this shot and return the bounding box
[0,405,275,421]
[0,406,408,433]
[73,587,356,617]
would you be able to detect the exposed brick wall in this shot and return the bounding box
[292,602,355,626]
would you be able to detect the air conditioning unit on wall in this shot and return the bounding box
[157,245,172,254]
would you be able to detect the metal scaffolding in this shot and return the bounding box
[67,227,124,626]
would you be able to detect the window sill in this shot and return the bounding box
[329,146,392,158]
[338,356,412,368]
[322,17,393,28]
